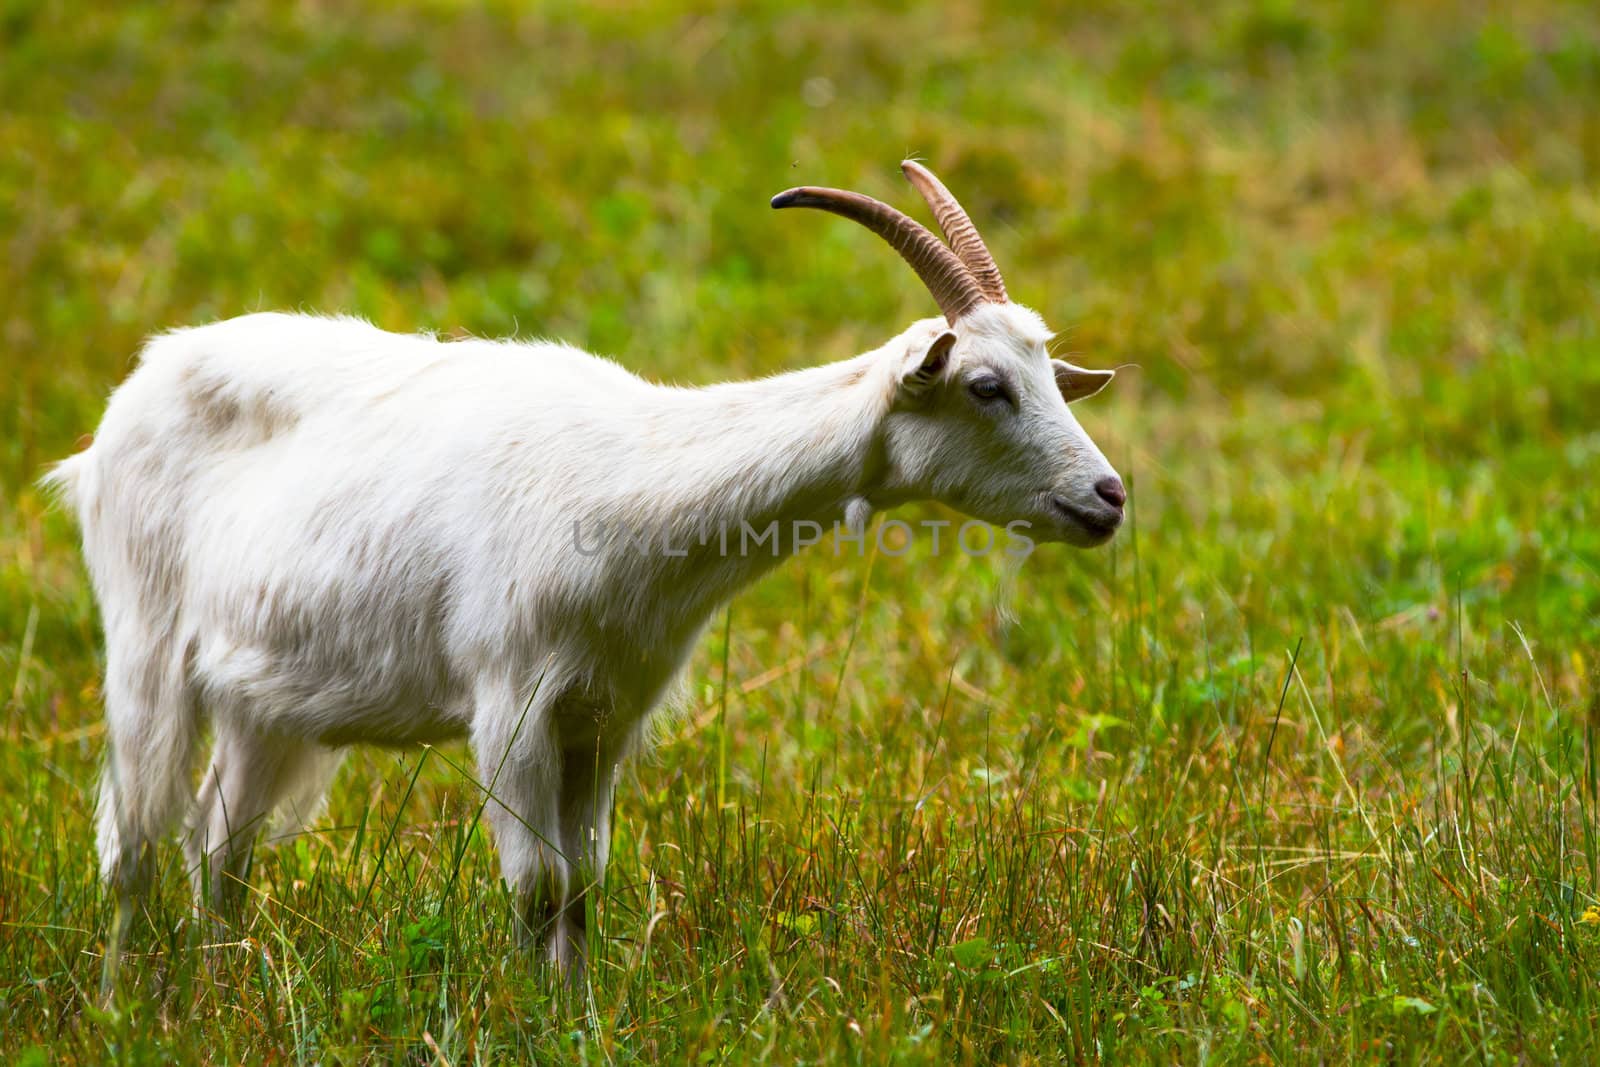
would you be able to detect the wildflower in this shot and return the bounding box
[1580,906,1600,927]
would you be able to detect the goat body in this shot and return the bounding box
[53,310,916,964]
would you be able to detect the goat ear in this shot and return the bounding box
[901,330,957,394]
[1053,359,1114,403]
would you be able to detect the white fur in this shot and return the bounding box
[47,300,1121,967]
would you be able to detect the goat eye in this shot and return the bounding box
[968,377,1006,402]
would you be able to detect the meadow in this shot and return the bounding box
[3,1,1600,1062]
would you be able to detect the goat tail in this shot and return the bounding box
[39,450,92,519]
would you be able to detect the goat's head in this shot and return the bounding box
[773,161,1126,547]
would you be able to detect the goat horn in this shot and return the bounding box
[771,185,986,323]
[900,160,1008,303]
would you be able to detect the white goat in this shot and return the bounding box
[49,162,1126,972]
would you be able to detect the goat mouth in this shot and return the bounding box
[1048,495,1122,542]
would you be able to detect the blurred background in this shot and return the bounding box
[3,1,1599,1061]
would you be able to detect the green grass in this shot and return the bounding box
[4,0,1600,1061]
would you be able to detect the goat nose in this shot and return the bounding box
[1094,475,1127,511]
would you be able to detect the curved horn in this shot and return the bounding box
[771,185,986,323]
[900,160,1008,303]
